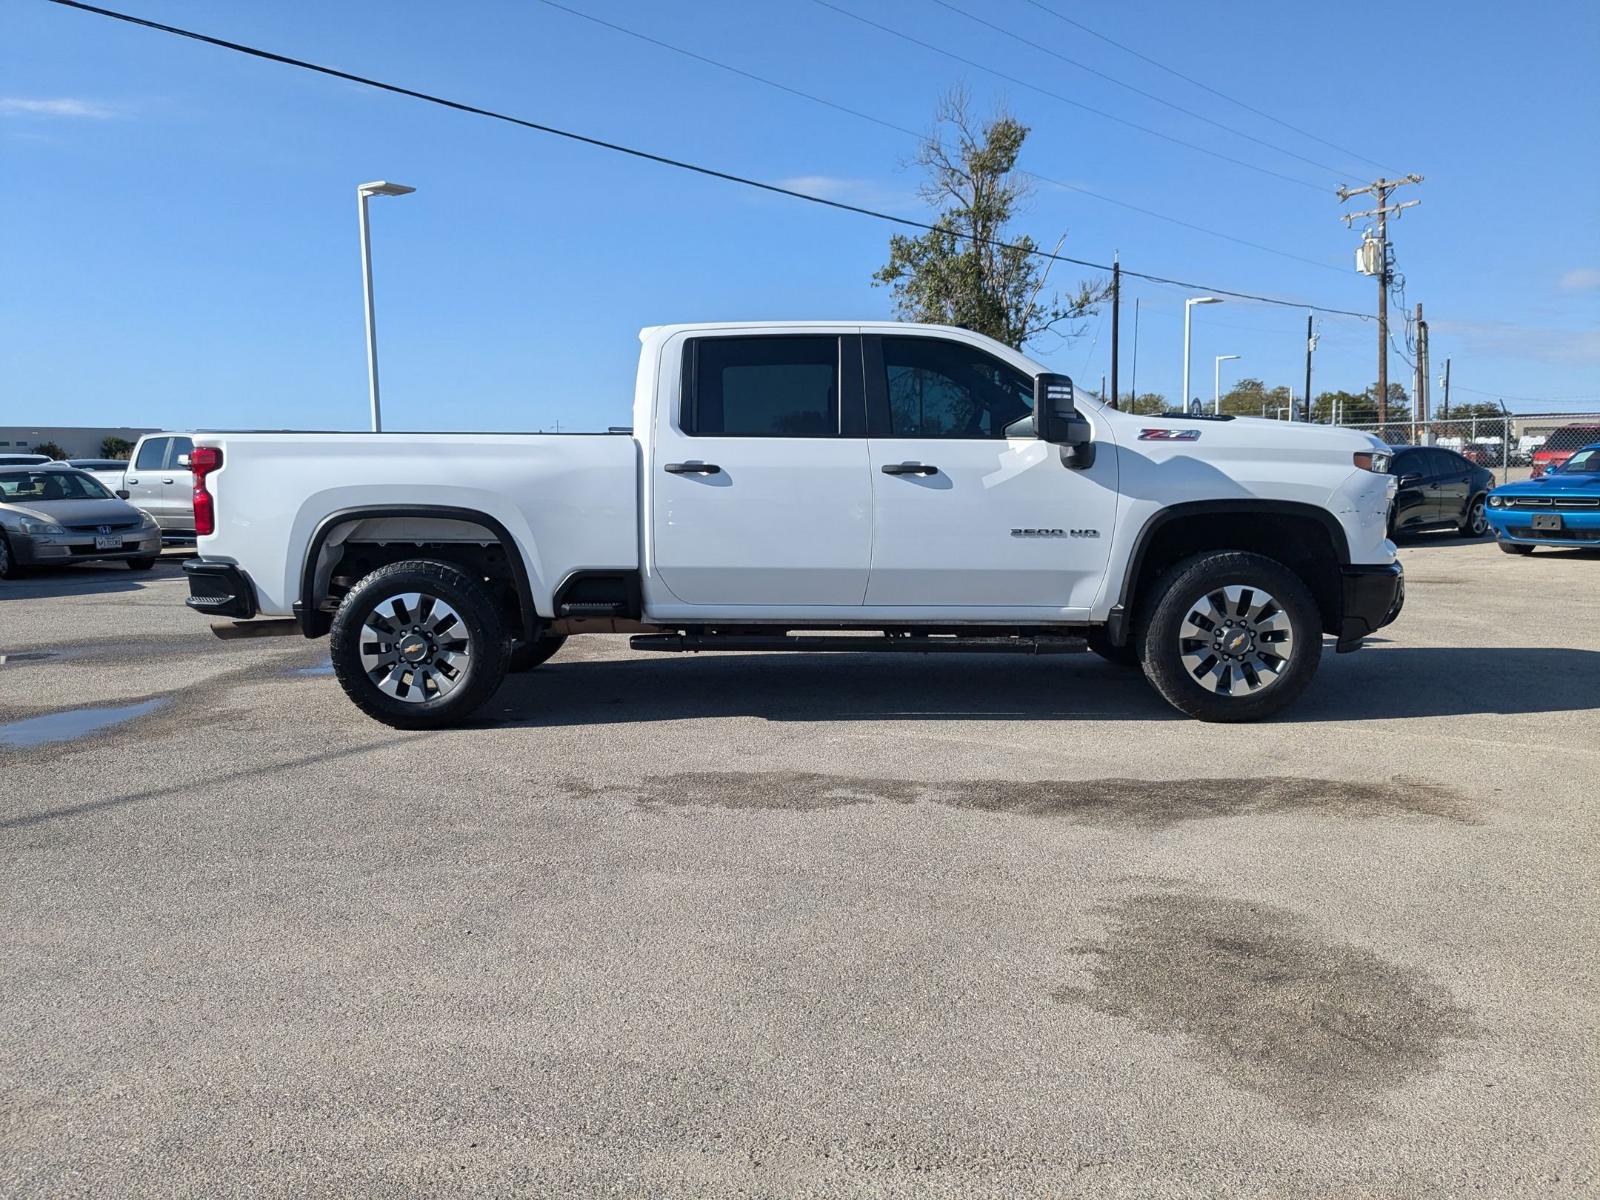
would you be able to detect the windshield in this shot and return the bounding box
[0,469,116,502]
[1560,449,1600,475]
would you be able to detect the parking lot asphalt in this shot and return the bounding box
[2,540,1597,1198]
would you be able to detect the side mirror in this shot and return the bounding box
[116,489,131,499]
[177,454,191,468]
[1034,373,1095,467]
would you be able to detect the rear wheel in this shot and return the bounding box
[329,559,509,729]
[1458,494,1488,537]
[1497,540,1534,556]
[1136,551,1322,723]
[509,633,567,673]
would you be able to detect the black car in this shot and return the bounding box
[1386,446,1495,538]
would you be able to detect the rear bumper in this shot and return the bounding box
[183,558,257,619]
[1336,561,1404,653]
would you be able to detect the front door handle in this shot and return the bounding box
[664,462,722,475]
[881,462,938,476]
[126,477,139,484]
[162,477,175,484]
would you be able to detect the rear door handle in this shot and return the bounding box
[664,462,721,475]
[881,462,938,476]
[162,477,174,484]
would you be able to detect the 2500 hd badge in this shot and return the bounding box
[1011,527,1100,538]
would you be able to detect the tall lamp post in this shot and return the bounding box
[1182,296,1221,412]
[1214,354,1240,414]
[357,180,416,433]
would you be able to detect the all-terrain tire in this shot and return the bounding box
[330,559,510,729]
[1136,550,1323,723]
[509,633,568,673]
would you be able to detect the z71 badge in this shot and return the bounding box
[1139,428,1202,441]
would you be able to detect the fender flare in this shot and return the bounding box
[1108,499,1352,644]
[296,504,537,641]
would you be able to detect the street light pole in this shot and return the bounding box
[1183,296,1221,413]
[1214,354,1240,415]
[357,180,416,433]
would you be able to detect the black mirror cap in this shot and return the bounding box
[1034,373,1077,444]
[115,489,131,499]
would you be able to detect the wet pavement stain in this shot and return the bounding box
[1054,891,1476,1120]
[565,771,1477,829]
[0,699,169,749]
[288,660,335,676]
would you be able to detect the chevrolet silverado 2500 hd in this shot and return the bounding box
[181,322,1403,726]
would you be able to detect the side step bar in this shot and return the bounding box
[629,634,1088,655]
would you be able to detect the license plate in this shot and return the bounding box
[1531,514,1562,531]
[95,534,122,550]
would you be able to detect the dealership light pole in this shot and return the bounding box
[1214,354,1240,414]
[1183,296,1221,412]
[357,180,415,433]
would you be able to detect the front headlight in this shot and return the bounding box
[1488,494,1504,508]
[138,511,159,528]
[1353,450,1393,474]
[19,519,65,535]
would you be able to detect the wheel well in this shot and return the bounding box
[1124,510,1344,636]
[301,510,536,641]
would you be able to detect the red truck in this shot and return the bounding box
[1531,423,1600,477]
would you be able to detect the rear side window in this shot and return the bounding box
[134,438,168,470]
[683,336,839,437]
[167,437,194,469]
[879,337,1032,438]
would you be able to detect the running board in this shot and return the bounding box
[629,634,1089,655]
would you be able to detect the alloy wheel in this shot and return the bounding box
[1177,583,1295,696]
[358,591,472,703]
[1469,499,1488,535]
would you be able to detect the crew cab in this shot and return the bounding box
[88,433,198,538]
[181,322,1404,725]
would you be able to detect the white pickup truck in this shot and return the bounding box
[182,321,1403,726]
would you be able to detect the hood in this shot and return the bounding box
[1119,413,1382,454]
[1,496,147,526]
[1491,471,1600,497]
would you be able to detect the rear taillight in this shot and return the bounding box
[190,445,222,536]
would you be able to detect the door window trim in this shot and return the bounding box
[678,333,866,439]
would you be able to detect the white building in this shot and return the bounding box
[0,425,158,459]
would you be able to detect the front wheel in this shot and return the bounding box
[1458,495,1488,537]
[329,559,510,729]
[0,533,24,580]
[1136,551,1323,723]
[1497,540,1534,556]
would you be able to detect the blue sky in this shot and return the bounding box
[4,0,1598,433]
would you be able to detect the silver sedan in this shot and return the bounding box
[0,465,163,578]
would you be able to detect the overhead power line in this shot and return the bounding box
[536,0,1344,275]
[929,0,1353,180]
[1021,0,1398,176]
[807,0,1329,193]
[40,0,1371,320]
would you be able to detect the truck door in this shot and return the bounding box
[861,334,1117,611]
[123,436,169,526]
[163,436,196,535]
[648,332,872,605]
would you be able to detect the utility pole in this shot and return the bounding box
[1440,357,1451,419]
[1109,259,1121,408]
[1129,298,1140,405]
[1303,312,1315,423]
[1338,174,1423,432]
[1415,303,1429,444]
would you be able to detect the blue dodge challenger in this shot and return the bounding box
[1486,442,1600,554]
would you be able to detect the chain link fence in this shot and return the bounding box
[1331,413,1600,486]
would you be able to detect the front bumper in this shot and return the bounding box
[1486,508,1600,547]
[13,527,161,565]
[183,558,258,619]
[1336,561,1404,653]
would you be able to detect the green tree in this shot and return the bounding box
[874,88,1108,350]
[1120,392,1171,415]
[1308,383,1412,427]
[100,436,133,459]
[31,440,67,460]
[1437,400,1502,421]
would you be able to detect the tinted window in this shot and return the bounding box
[1390,450,1421,476]
[880,337,1032,438]
[1427,449,1464,475]
[134,438,168,470]
[685,337,838,437]
[167,437,194,469]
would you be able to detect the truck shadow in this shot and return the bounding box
[489,644,1600,727]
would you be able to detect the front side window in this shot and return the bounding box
[879,337,1032,438]
[684,336,839,437]
[134,438,168,470]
